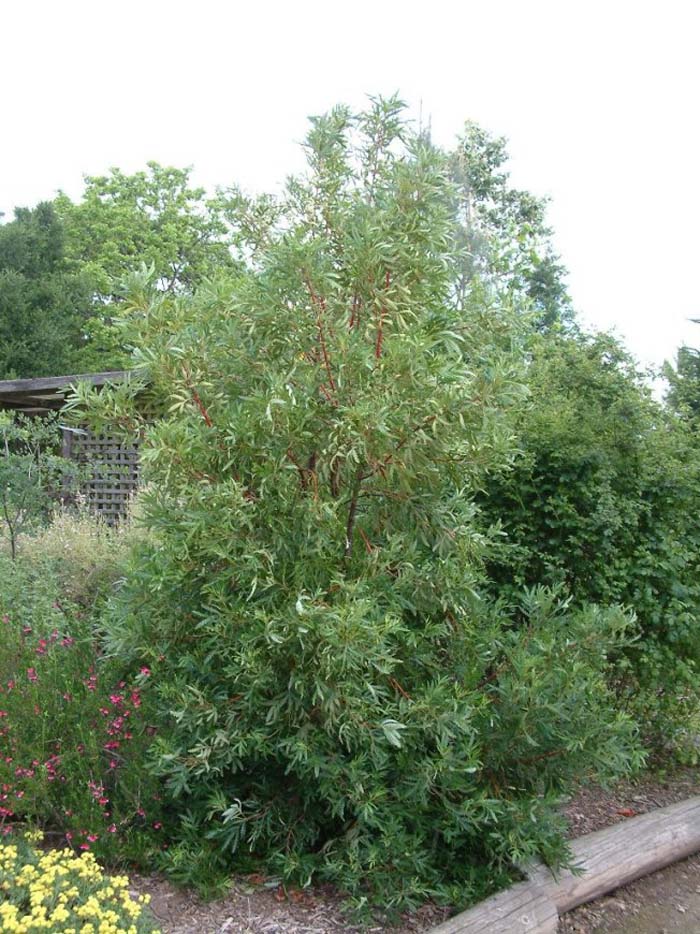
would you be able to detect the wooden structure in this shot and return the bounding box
[430,796,700,933]
[0,371,139,522]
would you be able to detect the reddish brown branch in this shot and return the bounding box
[343,469,363,558]
[389,677,411,700]
[182,365,214,428]
[349,294,360,330]
[191,388,213,428]
[303,274,337,394]
[374,269,391,359]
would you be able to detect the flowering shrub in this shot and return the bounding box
[0,553,163,863]
[0,829,159,933]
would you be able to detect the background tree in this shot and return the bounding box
[448,122,574,331]
[55,163,238,370]
[664,327,700,423]
[0,203,94,378]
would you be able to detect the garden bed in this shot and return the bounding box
[121,769,700,934]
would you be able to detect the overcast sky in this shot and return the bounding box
[2,0,698,371]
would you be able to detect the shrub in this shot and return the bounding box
[73,98,642,911]
[0,412,81,560]
[479,331,700,760]
[0,554,163,864]
[0,830,159,933]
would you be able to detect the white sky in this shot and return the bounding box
[2,0,698,371]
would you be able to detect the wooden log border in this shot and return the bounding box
[430,796,700,933]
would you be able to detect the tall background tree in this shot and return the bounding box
[664,325,700,424]
[54,162,239,370]
[448,121,573,331]
[0,203,93,378]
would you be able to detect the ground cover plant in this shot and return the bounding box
[0,829,159,933]
[70,98,644,912]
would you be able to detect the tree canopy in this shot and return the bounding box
[0,203,93,377]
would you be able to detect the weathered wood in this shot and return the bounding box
[70,427,140,522]
[530,795,700,913]
[429,796,700,933]
[0,371,130,396]
[429,880,557,933]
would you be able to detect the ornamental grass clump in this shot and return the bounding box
[73,97,643,910]
[0,830,159,933]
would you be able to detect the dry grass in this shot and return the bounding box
[1,499,147,605]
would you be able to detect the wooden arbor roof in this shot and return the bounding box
[0,372,130,414]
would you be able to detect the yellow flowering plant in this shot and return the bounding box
[0,830,160,934]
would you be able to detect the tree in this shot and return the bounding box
[448,122,574,331]
[664,329,700,422]
[0,203,94,378]
[55,163,239,370]
[0,412,79,559]
[74,98,640,909]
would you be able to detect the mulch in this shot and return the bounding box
[129,768,700,934]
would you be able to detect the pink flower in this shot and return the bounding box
[27,669,38,682]
[139,667,151,677]
[153,821,162,830]
[107,824,117,833]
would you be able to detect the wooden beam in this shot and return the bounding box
[530,796,700,913]
[0,371,131,397]
[429,880,557,933]
[429,796,700,933]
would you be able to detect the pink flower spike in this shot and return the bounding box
[27,668,38,683]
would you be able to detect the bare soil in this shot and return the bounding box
[129,769,700,934]
[559,768,700,934]
[129,873,449,934]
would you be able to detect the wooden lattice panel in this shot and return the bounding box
[63,428,139,522]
